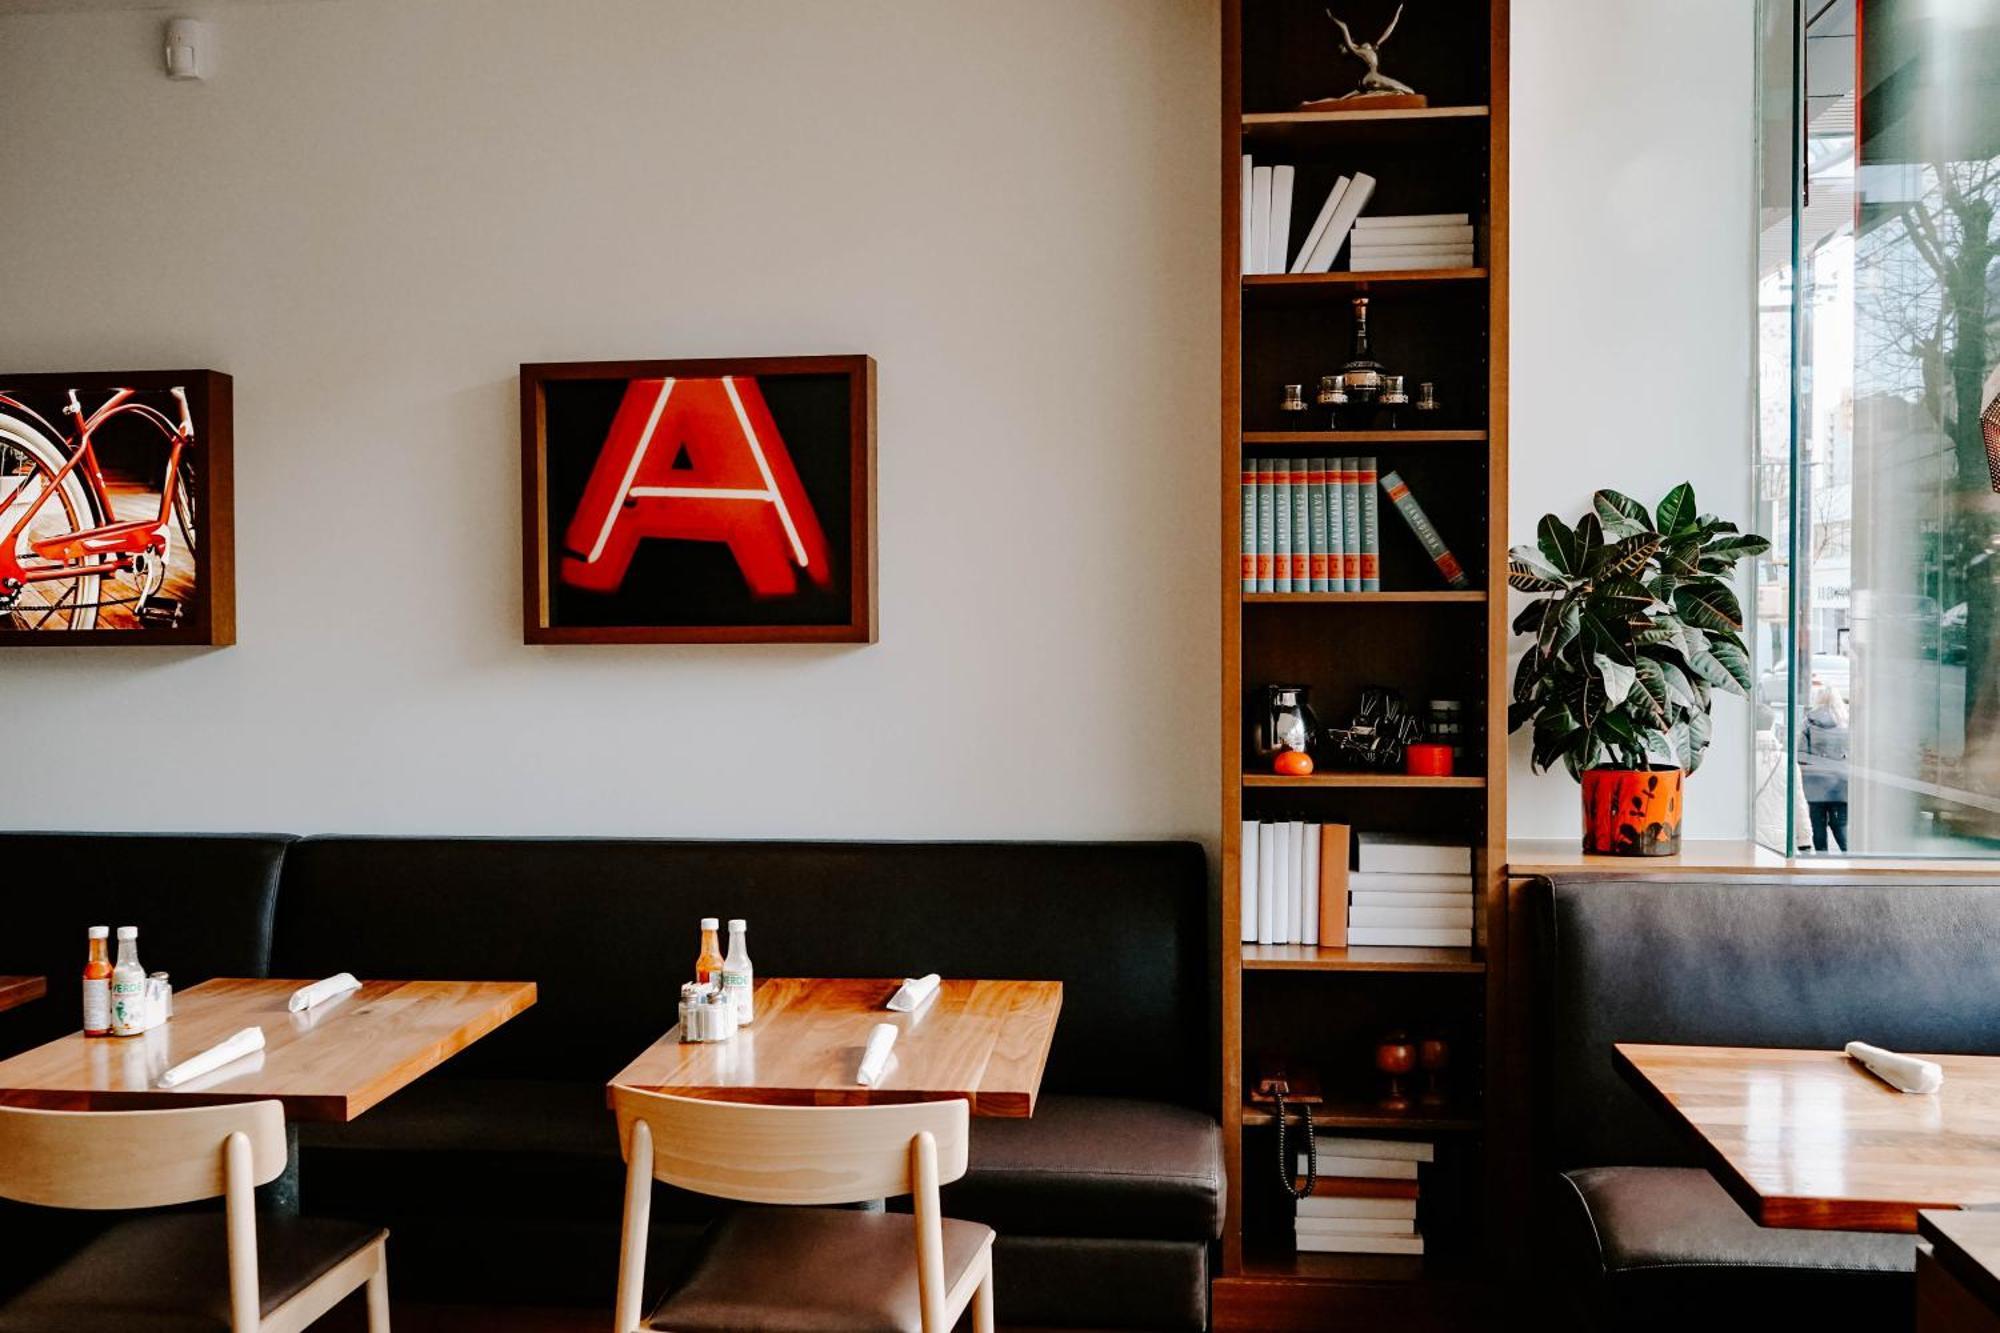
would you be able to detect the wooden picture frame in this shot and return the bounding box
[0,368,234,646]
[521,356,876,645]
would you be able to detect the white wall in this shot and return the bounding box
[1508,0,1758,840]
[0,0,1221,839]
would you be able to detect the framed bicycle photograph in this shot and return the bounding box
[520,355,876,645]
[0,368,234,645]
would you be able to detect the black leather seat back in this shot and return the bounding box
[1532,874,2000,1169]
[271,837,1210,1106]
[0,832,293,1055]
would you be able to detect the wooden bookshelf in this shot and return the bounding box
[1217,2,1508,1327]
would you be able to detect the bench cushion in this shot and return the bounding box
[1554,1166,1915,1329]
[942,1095,1224,1242]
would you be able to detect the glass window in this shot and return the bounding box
[1755,0,2000,856]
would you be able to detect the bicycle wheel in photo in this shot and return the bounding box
[0,412,102,630]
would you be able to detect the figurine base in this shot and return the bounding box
[1298,92,1430,112]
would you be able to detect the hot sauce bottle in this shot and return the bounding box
[82,926,112,1036]
[695,917,724,986]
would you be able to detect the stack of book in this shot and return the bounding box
[1348,214,1476,273]
[1295,1135,1431,1255]
[1348,834,1475,948]
[1240,462,1469,594]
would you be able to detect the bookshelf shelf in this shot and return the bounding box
[1242,773,1485,790]
[1240,943,1484,975]
[1241,1097,1484,1133]
[1242,592,1486,605]
[1242,430,1488,445]
[1221,3,1507,1326]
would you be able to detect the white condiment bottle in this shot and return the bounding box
[722,919,754,1024]
[109,926,147,1037]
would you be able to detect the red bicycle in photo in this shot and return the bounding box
[0,384,198,630]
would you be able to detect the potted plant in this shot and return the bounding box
[1507,484,1770,855]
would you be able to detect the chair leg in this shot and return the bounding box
[365,1247,390,1332]
[972,1254,995,1333]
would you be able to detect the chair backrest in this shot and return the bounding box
[610,1086,969,1206]
[0,1100,288,1209]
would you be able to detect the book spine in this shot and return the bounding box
[1379,469,1469,588]
[1346,926,1473,948]
[1256,822,1278,944]
[1318,823,1349,948]
[1290,177,1350,274]
[1295,1154,1418,1180]
[1349,250,1475,273]
[1270,164,1296,274]
[1308,1136,1436,1163]
[1306,458,1330,591]
[1287,820,1306,944]
[1250,166,1273,275]
[1288,458,1311,589]
[1239,819,1258,944]
[1275,818,1295,944]
[1295,1195,1418,1220]
[1293,1234,1424,1255]
[1240,460,1258,593]
[1351,890,1475,909]
[1340,458,1362,589]
[1240,156,1254,274]
[1305,171,1376,273]
[1349,224,1475,247]
[1358,456,1381,590]
[1352,212,1471,229]
[1326,459,1348,592]
[1301,821,1320,946]
[1256,460,1276,593]
[1274,459,1293,594]
[1349,904,1475,929]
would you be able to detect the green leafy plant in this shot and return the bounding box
[1507,484,1771,779]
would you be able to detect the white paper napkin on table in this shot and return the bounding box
[158,1027,266,1088]
[887,974,941,1013]
[1846,1040,1944,1094]
[856,1022,899,1086]
[289,973,361,1013]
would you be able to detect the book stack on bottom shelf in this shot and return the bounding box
[1294,1135,1432,1256]
[1348,834,1475,949]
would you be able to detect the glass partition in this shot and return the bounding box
[1755,0,2000,856]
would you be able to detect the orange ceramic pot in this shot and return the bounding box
[1580,767,1683,856]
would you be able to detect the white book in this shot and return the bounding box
[1347,243,1475,261]
[1250,166,1274,274]
[1347,926,1473,948]
[1288,176,1350,274]
[1350,223,1475,247]
[1301,821,1321,947]
[1350,904,1474,930]
[1294,1216,1417,1237]
[1291,822,1310,944]
[1351,890,1474,910]
[1354,212,1470,229]
[1294,1232,1424,1255]
[1256,822,1278,945]
[1240,156,1254,274]
[1269,165,1296,279]
[1301,172,1376,273]
[1348,871,1475,894]
[1311,1137,1435,1163]
[1240,819,1259,944]
[1296,1194,1418,1220]
[1350,250,1474,274]
[1296,1154,1418,1180]
[1354,836,1473,875]
[1275,818,1294,945]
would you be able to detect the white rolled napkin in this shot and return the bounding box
[158,1026,266,1088]
[289,973,361,1013]
[887,974,941,1013]
[1846,1040,1944,1095]
[856,1022,899,1087]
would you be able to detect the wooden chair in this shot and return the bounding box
[611,1086,995,1333]
[0,1100,388,1332]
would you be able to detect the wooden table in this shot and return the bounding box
[1920,1210,2000,1332]
[0,976,46,1013]
[612,977,1063,1117]
[1615,1043,2000,1232]
[0,977,536,1121]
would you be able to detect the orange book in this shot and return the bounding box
[1318,824,1350,947]
[1295,1176,1420,1200]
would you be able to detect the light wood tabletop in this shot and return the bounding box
[0,977,536,1121]
[611,977,1063,1118]
[1615,1042,2000,1232]
[1921,1209,2000,1318]
[0,976,46,1013]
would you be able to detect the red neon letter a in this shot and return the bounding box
[560,377,832,598]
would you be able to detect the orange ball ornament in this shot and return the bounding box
[1273,749,1315,776]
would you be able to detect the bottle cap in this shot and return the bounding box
[116,926,137,940]
[88,926,109,939]
[699,917,719,930]
[728,918,747,932]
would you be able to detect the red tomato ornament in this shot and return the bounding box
[1273,749,1315,776]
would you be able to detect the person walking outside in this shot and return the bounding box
[1799,678,1851,852]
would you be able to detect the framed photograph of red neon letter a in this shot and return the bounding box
[521,355,876,644]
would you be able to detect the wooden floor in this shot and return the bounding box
[91,481,195,630]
